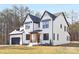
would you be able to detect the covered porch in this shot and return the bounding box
[28,30,42,45]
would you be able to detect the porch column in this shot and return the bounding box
[9,37,12,45]
[30,34,32,42]
[20,39,22,45]
[20,35,23,45]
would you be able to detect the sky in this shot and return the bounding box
[0,4,79,13]
[0,4,79,23]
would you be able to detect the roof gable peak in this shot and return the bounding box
[41,10,56,20]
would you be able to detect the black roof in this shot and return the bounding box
[23,14,41,23]
[41,11,57,20]
[29,30,42,33]
[41,11,69,26]
[23,11,69,26]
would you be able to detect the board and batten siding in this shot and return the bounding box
[24,15,33,33]
[40,12,53,44]
[22,15,33,44]
[53,14,70,45]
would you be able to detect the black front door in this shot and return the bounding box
[12,37,20,44]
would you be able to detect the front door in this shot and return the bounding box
[30,33,40,43]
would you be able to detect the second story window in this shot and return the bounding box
[60,24,62,28]
[42,21,49,29]
[25,21,32,29]
[64,26,66,31]
[67,27,69,32]
[25,24,30,29]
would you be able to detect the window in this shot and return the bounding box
[60,24,62,28]
[43,33,49,40]
[25,25,30,29]
[53,33,55,40]
[41,19,50,22]
[43,21,49,29]
[25,21,32,24]
[25,21,32,29]
[57,34,59,40]
[26,34,30,40]
[64,26,66,31]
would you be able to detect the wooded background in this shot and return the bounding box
[0,5,41,44]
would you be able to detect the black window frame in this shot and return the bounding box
[53,33,55,40]
[26,34,30,40]
[57,34,59,40]
[25,21,32,24]
[67,27,69,32]
[42,21,49,29]
[64,26,66,31]
[25,24,30,29]
[25,21,32,29]
[43,33,49,40]
[60,24,62,28]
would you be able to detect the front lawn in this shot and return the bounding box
[0,43,79,54]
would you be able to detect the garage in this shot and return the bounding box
[11,37,20,44]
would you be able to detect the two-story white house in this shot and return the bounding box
[9,11,70,45]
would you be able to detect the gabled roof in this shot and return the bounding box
[62,12,69,26]
[23,14,41,24]
[29,14,41,23]
[41,11,69,26]
[41,11,57,20]
[23,11,69,26]
[54,12,62,16]
[9,30,23,35]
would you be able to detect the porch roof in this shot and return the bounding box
[29,30,42,33]
[10,30,23,35]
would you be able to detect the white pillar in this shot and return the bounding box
[20,35,22,45]
[9,37,12,45]
[20,39,22,45]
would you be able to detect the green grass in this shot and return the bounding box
[0,43,79,54]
